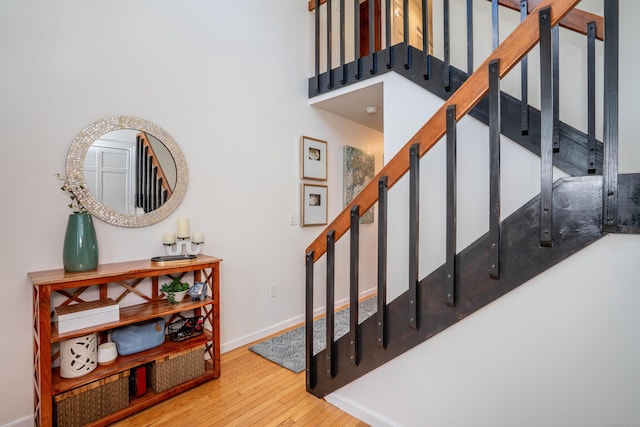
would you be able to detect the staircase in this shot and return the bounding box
[304,0,640,401]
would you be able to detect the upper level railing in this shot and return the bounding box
[307,0,603,97]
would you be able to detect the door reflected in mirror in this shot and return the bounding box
[67,116,188,227]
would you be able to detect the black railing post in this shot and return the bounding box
[327,0,334,89]
[492,0,499,50]
[386,0,393,69]
[340,0,347,84]
[466,0,473,76]
[326,230,336,377]
[404,0,412,69]
[443,0,450,89]
[539,6,553,247]
[602,0,619,232]
[552,24,560,152]
[422,0,430,78]
[409,143,420,328]
[520,0,529,134]
[305,250,316,390]
[377,176,388,348]
[587,21,597,174]
[370,0,378,74]
[445,107,457,306]
[315,0,321,93]
[355,0,362,79]
[489,59,501,280]
[349,206,360,365]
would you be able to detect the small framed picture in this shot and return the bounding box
[301,136,327,180]
[301,183,328,226]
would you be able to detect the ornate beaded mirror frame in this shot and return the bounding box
[66,115,188,227]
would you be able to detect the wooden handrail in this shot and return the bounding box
[493,0,603,40]
[305,0,582,262]
[307,0,602,40]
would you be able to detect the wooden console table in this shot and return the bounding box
[29,255,222,426]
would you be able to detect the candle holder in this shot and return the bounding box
[164,237,203,256]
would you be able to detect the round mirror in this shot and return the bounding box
[66,116,188,227]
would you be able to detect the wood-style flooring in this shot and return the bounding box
[112,337,369,426]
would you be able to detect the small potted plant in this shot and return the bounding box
[161,277,190,304]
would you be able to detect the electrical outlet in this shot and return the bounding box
[269,283,277,298]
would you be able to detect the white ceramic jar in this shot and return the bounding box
[97,342,118,366]
[60,333,98,378]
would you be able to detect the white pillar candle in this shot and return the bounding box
[162,233,176,245]
[177,217,190,238]
[192,232,204,243]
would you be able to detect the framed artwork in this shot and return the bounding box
[343,145,375,224]
[301,136,327,180]
[301,183,328,226]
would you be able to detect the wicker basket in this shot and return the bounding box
[54,371,130,427]
[148,344,205,393]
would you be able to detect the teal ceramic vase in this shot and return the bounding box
[63,212,99,272]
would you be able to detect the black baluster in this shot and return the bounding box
[539,6,553,247]
[340,0,347,84]
[369,0,377,74]
[349,206,360,365]
[520,0,529,134]
[355,0,362,79]
[587,21,596,174]
[467,0,473,76]
[327,0,334,89]
[422,0,430,78]
[409,143,420,328]
[602,0,619,232]
[492,0,499,50]
[552,24,559,152]
[326,230,336,377]
[443,0,450,89]
[446,107,457,306]
[315,0,321,93]
[386,0,393,69]
[489,59,501,279]
[377,176,388,348]
[404,0,412,69]
[305,250,316,390]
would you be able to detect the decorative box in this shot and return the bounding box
[55,298,120,334]
[54,371,130,427]
[148,344,205,393]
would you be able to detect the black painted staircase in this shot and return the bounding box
[304,0,639,398]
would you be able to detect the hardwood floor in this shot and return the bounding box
[112,338,368,426]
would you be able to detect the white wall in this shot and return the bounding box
[382,73,568,302]
[327,1,640,426]
[0,1,382,425]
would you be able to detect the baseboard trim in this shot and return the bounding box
[220,287,377,354]
[325,393,398,427]
[1,415,33,427]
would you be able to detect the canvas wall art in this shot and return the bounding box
[343,145,375,224]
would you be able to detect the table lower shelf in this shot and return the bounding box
[52,333,213,395]
[84,361,217,427]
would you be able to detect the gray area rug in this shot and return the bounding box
[249,297,378,373]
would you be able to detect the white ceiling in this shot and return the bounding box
[310,82,384,132]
